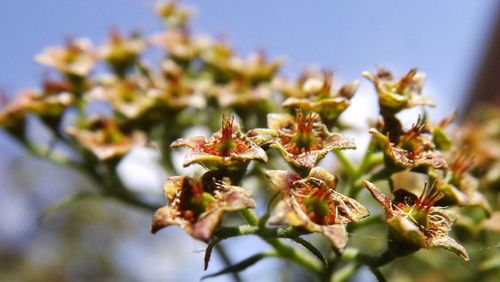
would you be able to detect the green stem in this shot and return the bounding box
[356,137,377,178]
[215,225,259,238]
[347,215,383,232]
[334,150,357,179]
[347,137,385,199]
[25,143,83,171]
[26,141,159,212]
[342,248,397,268]
[332,263,359,282]
[264,238,322,273]
[239,208,259,226]
[331,248,395,282]
[369,267,387,282]
[237,208,322,274]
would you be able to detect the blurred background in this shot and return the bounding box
[0,1,499,281]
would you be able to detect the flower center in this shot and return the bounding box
[396,184,443,229]
[296,185,336,225]
[399,118,427,159]
[291,111,317,150]
[217,113,236,157]
[91,119,125,144]
[179,181,214,222]
[64,40,85,64]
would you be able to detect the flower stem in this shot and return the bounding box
[331,263,358,282]
[238,208,323,274]
[263,238,322,273]
[342,248,397,268]
[239,208,259,226]
[356,137,378,178]
[334,150,357,179]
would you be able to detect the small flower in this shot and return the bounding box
[22,81,75,128]
[151,30,202,63]
[90,75,155,120]
[0,91,31,139]
[199,39,235,83]
[272,68,326,98]
[171,113,268,171]
[266,111,356,171]
[370,117,447,171]
[35,38,96,77]
[148,60,207,110]
[151,175,255,242]
[212,82,272,109]
[282,70,359,126]
[99,30,146,76]
[363,180,469,260]
[456,106,500,181]
[0,81,74,130]
[155,0,193,28]
[66,116,144,161]
[428,111,457,151]
[228,50,283,86]
[431,152,492,214]
[266,167,369,251]
[363,67,434,114]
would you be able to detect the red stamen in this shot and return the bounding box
[451,152,475,176]
[321,69,333,96]
[396,68,417,93]
[296,111,315,135]
[221,113,234,143]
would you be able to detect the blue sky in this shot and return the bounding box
[1,0,498,108]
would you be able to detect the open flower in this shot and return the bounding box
[66,116,144,161]
[212,81,272,109]
[228,50,282,86]
[0,91,32,139]
[282,70,359,126]
[370,117,447,171]
[266,167,369,252]
[363,180,469,260]
[273,68,328,98]
[151,30,204,63]
[90,75,155,120]
[35,38,96,77]
[456,106,500,184]
[148,60,207,110]
[363,67,434,114]
[0,81,73,132]
[18,81,74,129]
[431,152,492,214]
[421,111,457,152]
[155,0,193,28]
[266,111,356,171]
[99,30,146,76]
[151,175,255,242]
[171,113,267,171]
[198,39,236,83]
